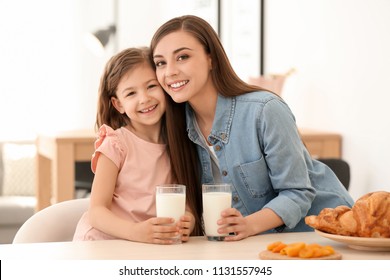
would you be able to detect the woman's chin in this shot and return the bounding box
[169,93,188,104]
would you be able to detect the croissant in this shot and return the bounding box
[305,191,390,238]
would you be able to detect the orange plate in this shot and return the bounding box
[259,250,342,260]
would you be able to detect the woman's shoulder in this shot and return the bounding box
[230,91,294,122]
[236,90,281,102]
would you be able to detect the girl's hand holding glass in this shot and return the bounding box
[140,212,194,244]
[177,212,195,242]
[134,217,180,245]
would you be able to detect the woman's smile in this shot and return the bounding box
[168,80,189,91]
[169,80,189,89]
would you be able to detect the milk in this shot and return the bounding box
[156,193,186,222]
[202,192,232,237]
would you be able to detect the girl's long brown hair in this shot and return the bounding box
[96,47,203,236]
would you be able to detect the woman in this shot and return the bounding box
[150,15,354,241]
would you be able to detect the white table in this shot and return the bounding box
[0,232,389,260]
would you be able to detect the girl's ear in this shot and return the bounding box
[111,97,125,114]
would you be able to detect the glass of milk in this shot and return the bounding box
[156,184,186,244]
[202,183,232,241]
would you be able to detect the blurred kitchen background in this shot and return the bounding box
[1,0,390,206]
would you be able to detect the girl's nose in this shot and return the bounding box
[139,90,151,104]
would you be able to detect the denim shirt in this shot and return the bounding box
[186,91,354,232]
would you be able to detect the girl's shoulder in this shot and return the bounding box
[91,125,127,172]
[95,124,125,150]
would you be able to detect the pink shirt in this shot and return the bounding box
[73,124,172,240]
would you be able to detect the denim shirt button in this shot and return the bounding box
[222,170,228,176]
[220,133,226,140]
[215,145,221,151]
[233,196,239,202]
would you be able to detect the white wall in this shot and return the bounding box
[265,0,390,200]
[117,0,390,200]
[1,0,389,200]
[117,0,219,50]
[0,0,112,140]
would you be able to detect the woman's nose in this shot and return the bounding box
[165,62,179,77]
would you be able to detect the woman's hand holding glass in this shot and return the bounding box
[217,207,251,241]
[217,207,286,241]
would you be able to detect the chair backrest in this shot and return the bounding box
[318,158,350,190]
[12,198,89,243]
[75,161,94,198]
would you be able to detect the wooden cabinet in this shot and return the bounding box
[299,128,342,159]
[35,130,95,211]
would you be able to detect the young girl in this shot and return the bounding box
[73,47,202,244]
[150,15,354,241]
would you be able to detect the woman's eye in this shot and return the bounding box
[154,60,165,67]
[177,54,189,61]
[126,91,135,97]
[147,84,157,89]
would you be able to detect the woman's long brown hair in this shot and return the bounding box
[96,47,203,236]
[165,101,203,236]
[150,15,270,235]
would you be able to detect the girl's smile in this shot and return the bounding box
[139,104,157,114]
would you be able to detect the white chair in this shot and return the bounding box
[0,141,36,243]
[12,198,89,243]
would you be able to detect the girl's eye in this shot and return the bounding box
[126,91,135,97]
[147,84,157,90]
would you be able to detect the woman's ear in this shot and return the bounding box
[111,97,125,114]
[208,54,212,70]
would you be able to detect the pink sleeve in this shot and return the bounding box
[91,125,125,173]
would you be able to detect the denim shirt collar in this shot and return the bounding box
[186,95,235,145]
